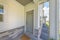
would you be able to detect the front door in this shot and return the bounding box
[26,10,34,34]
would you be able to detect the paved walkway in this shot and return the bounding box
[40,24,49,40]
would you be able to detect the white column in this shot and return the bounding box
[50,0,59,40]
[34,2,39,29]
[34,2,39,40]
[34,1,44,40]
[56,0,60,40]
[34,1,44,30]
[49,0,56,39]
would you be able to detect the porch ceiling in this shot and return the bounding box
[16,0,33,6]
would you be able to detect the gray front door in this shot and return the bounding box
[26,10,34,34]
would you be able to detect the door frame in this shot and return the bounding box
[25,10,34,34]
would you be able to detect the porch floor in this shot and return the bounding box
[21,34,31,40]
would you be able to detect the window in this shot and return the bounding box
[0,5,4,22]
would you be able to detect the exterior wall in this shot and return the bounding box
[25,2,35,12]
[0,0,24,32]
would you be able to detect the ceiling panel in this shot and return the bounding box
[16,0,33,6]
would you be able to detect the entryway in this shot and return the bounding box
[26,10,34,35]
